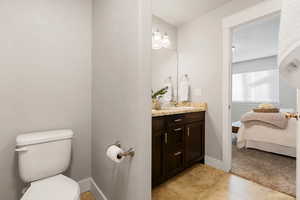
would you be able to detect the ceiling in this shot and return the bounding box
[152,0,232,26]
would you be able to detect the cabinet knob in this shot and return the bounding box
[173,128,182,132]
[174,152,182,156]
[174,119,183,122]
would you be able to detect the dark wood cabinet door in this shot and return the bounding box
[165,147,185,178]
[185,121,205,166]
[152,129,165,187]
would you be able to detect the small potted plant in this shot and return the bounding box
[152,86,168,110]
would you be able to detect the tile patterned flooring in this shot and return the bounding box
[81,165,294,200]
[152,164,295,200]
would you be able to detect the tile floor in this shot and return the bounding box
[81,191,96,200]
[152,164,295,200]
[80,165,295,200]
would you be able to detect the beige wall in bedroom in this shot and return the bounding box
[177,0,264,160]
[0,1,92,199]
[231,56,297,122]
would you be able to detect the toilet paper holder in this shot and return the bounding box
[108,141,135,159]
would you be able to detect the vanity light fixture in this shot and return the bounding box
[152,29,171,50]
[162,33,170,48]
[232,45,236,53]
[152,29,162,50]
[153,29,162,41]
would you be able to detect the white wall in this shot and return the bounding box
[152,16,178,99]
[177,0,264,160]
[92,0,151,199]
[0,1,92,199]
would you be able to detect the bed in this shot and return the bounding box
[236,113,297,157]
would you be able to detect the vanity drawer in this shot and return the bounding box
[185,112,205,123]
[166,112,205,127]
[166,125,185,152]
[165,148,185,178]
[166,114,186,126]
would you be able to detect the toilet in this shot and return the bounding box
[16,129,80,200]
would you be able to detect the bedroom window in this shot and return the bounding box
[232,69,279,103]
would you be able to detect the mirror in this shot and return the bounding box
[151,15,178,105]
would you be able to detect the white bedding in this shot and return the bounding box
[237,118,297,157]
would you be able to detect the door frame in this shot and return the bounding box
[221,0,282,170]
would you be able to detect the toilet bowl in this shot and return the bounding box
[16,130,80,200]
[21,175,80,200]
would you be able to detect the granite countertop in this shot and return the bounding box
[152,102,207,117]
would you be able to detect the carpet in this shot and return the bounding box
[231,146,296,196]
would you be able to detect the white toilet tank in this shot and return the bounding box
[16,129,74,183]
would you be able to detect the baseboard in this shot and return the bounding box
[205,156,226,171]
[78,178,92,193]
[90,178,108,200]
[78,177,108,200]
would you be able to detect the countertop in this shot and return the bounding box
[152,102,207,117]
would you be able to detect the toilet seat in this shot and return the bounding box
[21,174,80,200]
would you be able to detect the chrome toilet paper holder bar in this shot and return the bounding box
[117,148,135,159]
[108,141,135,158]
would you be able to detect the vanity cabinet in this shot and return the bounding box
[152,111,205,187]
[152,118,165,186]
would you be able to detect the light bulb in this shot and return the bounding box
[153,29,162,41]
[232,46,236,53]
[152,30,162,50]
[162,33,170,48]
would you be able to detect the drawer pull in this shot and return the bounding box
[174,152,182,156]
[187,128,190,137]
[174,119,183,122]
[165,133,168,144]
[173,128,182,132]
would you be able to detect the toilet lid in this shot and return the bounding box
[21,174,80,200]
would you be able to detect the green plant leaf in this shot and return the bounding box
[152,86,168,99]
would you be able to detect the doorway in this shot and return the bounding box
[222,0,298,198]
[231,15,296,196]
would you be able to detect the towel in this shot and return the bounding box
[179,75,190,101]
[241,112,288,129]
[164,78,173,102]
[258,104,276,109]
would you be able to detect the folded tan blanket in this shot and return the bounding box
[241,112,288,129]
[253,108,279,113]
